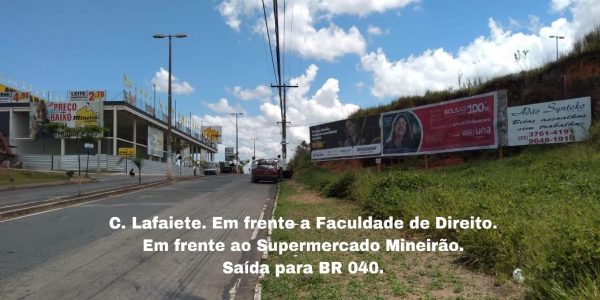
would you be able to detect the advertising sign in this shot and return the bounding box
[29,101,104,140]
[381,91,505,156]
[310,114,381,160]
[201,126,223,144]
[0,92,11,103]
[225,147,235,161]
[507,97,591,146]
[118,147,135,156]
[147,126,164,157]
[69,90,106,102]
[12,92,31,102]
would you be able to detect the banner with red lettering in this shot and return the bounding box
[29,101,104,140]
[381,91,506,156]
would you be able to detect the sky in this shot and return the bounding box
[1,0,599,162]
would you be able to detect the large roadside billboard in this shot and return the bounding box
[310,114,381,160]
[381,91,506,156]
[29,101,104,140]
[147,126,164,157]
[507,97,591,146]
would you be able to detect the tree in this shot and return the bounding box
[118,152,143,185]
[46,123,107,177]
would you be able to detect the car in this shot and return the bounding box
[204,162,221,175]
[251,159,280,183]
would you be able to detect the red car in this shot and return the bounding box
[251,159,281,183]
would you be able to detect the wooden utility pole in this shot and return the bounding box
[272,0,297,164]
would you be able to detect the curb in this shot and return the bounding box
[254,181,280,300]
[0,176,200,221]
[0,178,98,192]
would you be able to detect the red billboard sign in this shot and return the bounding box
[381,91,506,156]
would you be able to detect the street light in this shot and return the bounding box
[251,138,259,160]
[549,35,564,61]
[153,33,188,179]
[230,112,243,161]
[152,83,156,117]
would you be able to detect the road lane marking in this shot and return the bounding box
[251,204,267,240]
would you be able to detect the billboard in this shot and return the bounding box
[310,114,381,160]
[147,126,164,157]
[29,101,104,140]
[225,147,235,161]
[69,90,106,102]
[507,97,591,146]
[381,91,506,156]
[202,126,223,144]
[0,92,11,103]
[0,91,30,103]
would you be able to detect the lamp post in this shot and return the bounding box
[153,83,156,117]
[251,138,258,160]
[230,112,243,161]
[549,35,564,61]
[153,33,187,179]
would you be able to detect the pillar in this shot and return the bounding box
[112,107,117,155]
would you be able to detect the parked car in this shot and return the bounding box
[204,162,220,175]
[251,159,280,183]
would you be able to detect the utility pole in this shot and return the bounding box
[230,112,243,161]
[272,0,297,165]
[251,138,259,160]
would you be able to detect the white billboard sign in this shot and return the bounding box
[507,97,591,146]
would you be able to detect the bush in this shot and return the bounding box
[291,137,600,298]
[321,172,356,199]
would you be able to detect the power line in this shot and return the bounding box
[261,0,278,83]
[297,0,313,76]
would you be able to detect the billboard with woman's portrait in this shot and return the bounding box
[381,111,422,154]
[381,91,505,156]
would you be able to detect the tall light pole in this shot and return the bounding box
[230,112,243,161]
[251,138,259,160]
[153,33,187,179]
[152,83,156,117]
[549,35,564,61]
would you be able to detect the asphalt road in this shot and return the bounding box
[0,175,276,299]
[0,174,169,208]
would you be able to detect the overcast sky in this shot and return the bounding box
[1,0,598,161]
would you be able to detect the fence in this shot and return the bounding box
[19,154,197,176]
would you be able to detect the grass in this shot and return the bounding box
[285,124,600,298]
[260,181,522,299]
[0,168,67,187]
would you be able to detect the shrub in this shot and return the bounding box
[322,172,356,199]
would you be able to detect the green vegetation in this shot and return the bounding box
[261,181,521,299]
[286,124,600,298]
[118,152,143,185]
[0,168,67,187]
[45,123,108,177]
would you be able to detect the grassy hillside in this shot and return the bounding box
[288,124,600,298]
[350,26,600,119]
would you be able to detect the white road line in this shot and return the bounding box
[251,204,267,240]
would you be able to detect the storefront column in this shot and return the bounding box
[112,107,117,155]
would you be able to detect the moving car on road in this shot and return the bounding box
[251,159,280,183]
